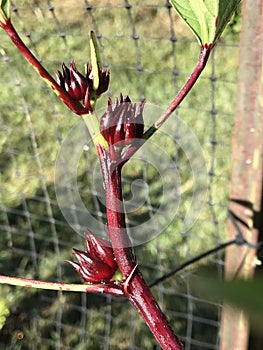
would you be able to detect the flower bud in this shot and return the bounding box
[56,61,87,101]
[67,230,117,283]
[85,229,117,271]
[100,94,145,147]
[56,60,109,112]
[125,99,145,141]
[69,61,88,100]
[86,64,110,98]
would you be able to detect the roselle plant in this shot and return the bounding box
[0,1,241,349]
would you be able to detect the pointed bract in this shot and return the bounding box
[86,231,118,271]
[67,230,117,283]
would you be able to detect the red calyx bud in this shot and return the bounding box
[85,229,117,271]
[69,61,88,100]
[125,99,145,141]
[100,94,145,147]
[86,64,110,98]
[67,230,117,283]
[56,61,110,112]
[56,61,87,101]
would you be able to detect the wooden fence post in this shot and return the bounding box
[220,1,263,350]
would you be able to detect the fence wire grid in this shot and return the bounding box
[0,1,240,349]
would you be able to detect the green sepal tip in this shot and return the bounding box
[90,30,102,91]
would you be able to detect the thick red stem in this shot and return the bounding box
[99,146,183,350]
[0,19,87,115]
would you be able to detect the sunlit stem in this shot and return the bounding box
[98,150,183,350]
[0,275,124,296]
[121,44,213,164]
[0,18,87,115]
[155,44,212,128]
[83,112,108,149]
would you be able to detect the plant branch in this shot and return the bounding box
[82,112,109,149]
[120,44,212,165]
[0,275,125,296]
[98,145,183,350]
[154,43,212,128]
[0,19,87,115]
[95,49,216,343]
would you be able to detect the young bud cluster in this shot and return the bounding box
[100,94,145,146]
[67,230,117,283]
[56,60,109,112]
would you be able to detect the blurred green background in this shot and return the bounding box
[0,1,241,349]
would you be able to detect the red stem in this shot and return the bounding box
[0,19,87,115]
[98,146,183,350]
[155,44,212,128]
[119,44,212,166]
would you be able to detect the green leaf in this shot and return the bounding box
[170,0,241,45]
[215,0,242,43]
[0,0,10,23]
[196,277,263,332]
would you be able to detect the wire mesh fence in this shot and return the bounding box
[0,1,241,349]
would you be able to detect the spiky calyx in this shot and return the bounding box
[67,230,117,284]
[56,60,109,112]
[100,94,145,146]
